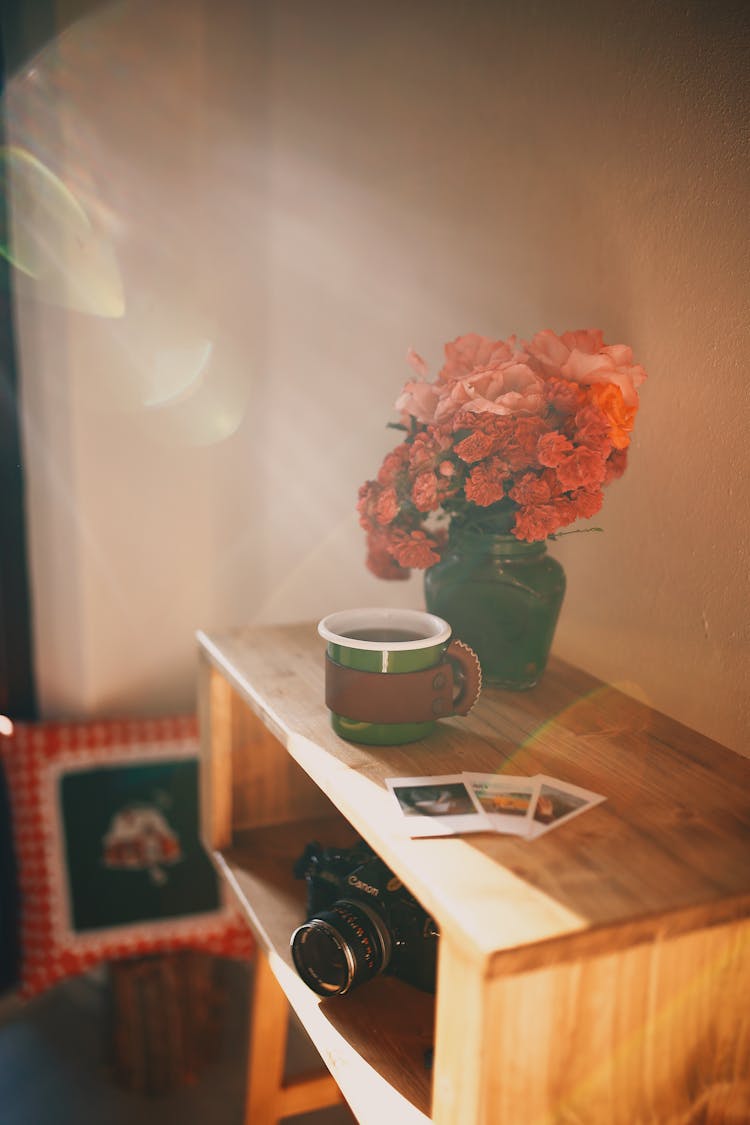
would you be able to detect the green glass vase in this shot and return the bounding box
[424,529,566,690]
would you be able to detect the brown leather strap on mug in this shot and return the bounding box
[325,639,482,725]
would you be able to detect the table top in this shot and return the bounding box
[198,622,750,975]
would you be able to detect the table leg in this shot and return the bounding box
[245,949,344,1125]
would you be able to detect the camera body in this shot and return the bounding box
[291,840,438,997]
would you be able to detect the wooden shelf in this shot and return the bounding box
[198,622,750,1125]
[217,816,354,955]
[217,817,433,1123]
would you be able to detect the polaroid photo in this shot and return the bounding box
[385,774,492,838]
[527,775,605,839]
[463,773,541,837]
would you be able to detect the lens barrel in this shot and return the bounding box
[290,899,392,996]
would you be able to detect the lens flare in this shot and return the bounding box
[1,1,251,444]
[0,145,124,317]
[143,340,213,409]
[0,146,88,276]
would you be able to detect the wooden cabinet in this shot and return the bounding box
[197,623,750,1125]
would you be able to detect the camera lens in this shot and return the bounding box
[290,900,392,996]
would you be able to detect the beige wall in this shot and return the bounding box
[6,0,749,753]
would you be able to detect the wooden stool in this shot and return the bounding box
[111,950,221,1095]
[245,949,344,1125]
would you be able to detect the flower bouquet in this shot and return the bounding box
[357,329,646,687]
[358,329,646,578]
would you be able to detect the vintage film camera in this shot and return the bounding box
[290,840,439,997]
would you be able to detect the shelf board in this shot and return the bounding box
[217,817,434,1124]
[199,623,750,975]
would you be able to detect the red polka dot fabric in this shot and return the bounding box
[0,715,254,999]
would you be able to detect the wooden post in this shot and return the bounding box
[245,949,343,1125]
[198,654,235,852]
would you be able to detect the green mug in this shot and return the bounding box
[318,608,482,746]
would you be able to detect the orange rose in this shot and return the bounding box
[589,383,637,450]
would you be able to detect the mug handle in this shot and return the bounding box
[445,639,482,716]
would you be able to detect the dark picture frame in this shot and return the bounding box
[60,757,221,933]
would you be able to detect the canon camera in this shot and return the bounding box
[290,840,439,997]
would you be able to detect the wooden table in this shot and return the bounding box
[197,623,750,1125]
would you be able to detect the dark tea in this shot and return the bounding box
[339,627,432,643]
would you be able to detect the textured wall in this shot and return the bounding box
[8,0,749,752]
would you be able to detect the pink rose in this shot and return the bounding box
[438,333,517,382]
[396,334,546,424]
[406,347,429,377]
[395,380,444,425]
[524,329,583,374]
[562,345,646,408]
[527,329,646,408]
[447,360,546,419]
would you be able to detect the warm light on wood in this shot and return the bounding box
[197,622,750,1125]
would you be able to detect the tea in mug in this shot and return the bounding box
[339,628,429,643]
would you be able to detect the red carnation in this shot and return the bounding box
[604,448,628,483]
[409,427,454,473]
[573,403,613,456]
[513,504,560,542]
[454,429,500,464]
[569,488,604,520]
[377,443,410,486]
[537,431,573,468]
[514,496,577,541]
[464,459,509,506]
[508,472,552,507]
[375,487,399,525]
[356,480,379,530]
[412,471,439,512]
[555,447,607,491]
[543,375,586,415]
[502,416,549,472]
[389,529,442,569]
[409,432,438,472]
[365,531,410,580]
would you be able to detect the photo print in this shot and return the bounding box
[464,773,541,837]
[527,776,606,839]
[386,774,491,838]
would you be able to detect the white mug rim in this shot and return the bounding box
[318,607,451,652]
